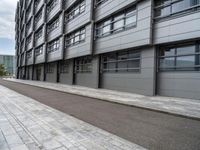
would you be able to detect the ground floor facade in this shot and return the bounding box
[17,40,200,100]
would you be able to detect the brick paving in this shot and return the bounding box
[0,85,146,150]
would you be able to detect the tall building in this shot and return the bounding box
[0,55,15,76]
[15,0,200,100]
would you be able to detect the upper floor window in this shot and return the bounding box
[96,6,137,38]
[154,0,200,18]
[102,50,141,73]
[47,38,60,53]
[159,42,200,71]
[65,0,86,23]
[47,0,58,13]
[47,17,59,34]
[27,50,32,59]
[75,56,92,73]
[26,35,32,45]
[34,10,42,25]
[35,0,40,9]
[65,27,86,47]
[95,0,108,7]
[35,28,43,40]
[35,45,43,56]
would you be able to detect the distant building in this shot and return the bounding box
[0,55,15,76]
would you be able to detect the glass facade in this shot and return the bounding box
[0,55,15,75]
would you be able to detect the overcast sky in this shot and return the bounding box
[0,0,18,55]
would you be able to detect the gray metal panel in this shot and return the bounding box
[27,51,34,65]
[95,0,152,54]
[75,56,99,88]
[46,62,57,83]
[65,0,92,33]
[65,24,93,59]
[35,0,45,13]
[101,47,156,96]
[35,7,45,31]
[95,0,138,21]
[46,0,62,22]
[59,60,73,85]
[35,26,45,47]
[158,72,200,100]
[154,12,200,44]
[47,14,63,42]
[33,64,44,81]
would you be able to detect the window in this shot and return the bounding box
[47,0,58,13]
[26,20,31,33]
[46,63,54,73]
[35,0,40,9]
[60,61,69,73]
[35,28,43,40]
[102,50,141,73]
[95,0,108,6]
[26,35,32,45]
[96,6,137,38]
[75,56,92,73]
[27,50,32,59]
[159,42,200,71]
[65,0,86,23]
[26,6,31,20]
[35,45,43,56]
[47,38,60,53]
[155,0,200,18]
[65,27,86,47]
[34,10,42,25]
[47,17,59,34]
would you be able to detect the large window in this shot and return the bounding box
[60,60,69,73]
[47,17,59,34]
[47,38,60,53]
[96,6,137,38]
[26,35,32,45]
[155,0,200,18]
[27,50,32,59]
[65,27,86,47]
[35,45,43,56]
[65,0,85,22]
[34,9,42,25]
[46,63,54,73]
[47,0,58,13]
[75,56,92,73]
[102,50,141,73]
[159,42,200,71]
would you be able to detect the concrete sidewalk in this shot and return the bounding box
[0,85,146,150]
[5,78,200,120]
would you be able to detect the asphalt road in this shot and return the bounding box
[0,79,200,150]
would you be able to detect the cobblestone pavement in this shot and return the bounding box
[5,79,200,120]
[0,85,146,150]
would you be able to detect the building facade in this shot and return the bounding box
[0,55,15,76]
[15,0,200,100]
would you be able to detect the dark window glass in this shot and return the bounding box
[176,45,195,55]
[176,55,195,68]
[159,57,175,69]
[172,0,191,13]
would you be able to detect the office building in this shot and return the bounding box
[15,0,200,99]
[0,55,15,76]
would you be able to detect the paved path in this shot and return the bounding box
[1,79,200,150]
[5,78,200,120]
[0,85,145,150]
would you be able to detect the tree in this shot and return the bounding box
[0,64,7,76]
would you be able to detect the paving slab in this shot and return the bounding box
[0,85,146,150]
[4,78,200,120]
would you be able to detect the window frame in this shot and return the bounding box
[75,56,92,73]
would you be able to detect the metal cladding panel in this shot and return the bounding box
[101,47,156,96]
[33,64,44,81]
[65,0,92,33]
[35,0,45,13]
[75,56,99,88]
[46,0,62,22]
[35,45,46,64]
[65,24,93,59]
[95,0,152,54]
[46,62,57,83]
[158,72,200,100]
[95,0,138,21]
[154,12,200,44]
[59,60,73,85]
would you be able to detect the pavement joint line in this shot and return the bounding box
[0,101,43,149]
[4,79,200,121]
[0,85,146,150]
